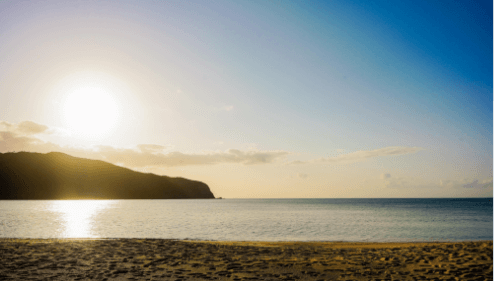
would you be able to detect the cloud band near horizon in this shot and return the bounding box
[2,120,490,193]
[0,120,289,167]
[0,120,423,168]
[289,146,424,165]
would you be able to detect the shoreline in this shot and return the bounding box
[3,237,490,242]
[0,238,492,280]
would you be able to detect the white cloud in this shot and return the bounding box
[17,121,50,135]
[440,178,494,189]
[93,147,289,167]
[137,144,169,153]
[61,145,282,167]
[0,121,289,168]
[380,176,494,190]
[481,179,494,188]
[288,146,424,165]
[0,121,13,130]
[463,179,493,189]
[0,120,50,135]
[319,146,423,163]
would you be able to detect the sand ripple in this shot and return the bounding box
[0,239,492,280]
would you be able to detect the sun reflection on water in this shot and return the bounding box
[49,200,113,238]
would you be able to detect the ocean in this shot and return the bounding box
[0,198,491,242]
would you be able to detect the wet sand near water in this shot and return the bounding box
[0,239,492,280]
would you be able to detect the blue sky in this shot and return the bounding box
[0,0,491,197]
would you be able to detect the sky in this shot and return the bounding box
[0,0,492,198]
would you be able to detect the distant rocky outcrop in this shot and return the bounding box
[0,152,215,200]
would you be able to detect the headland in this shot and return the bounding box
[0,151,215,199]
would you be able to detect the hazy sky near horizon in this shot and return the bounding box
[0,0,492,198]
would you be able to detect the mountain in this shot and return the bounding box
[0,152,215,199]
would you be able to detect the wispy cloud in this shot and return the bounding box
[288,146,424,165]
[94,147,289,167]
[380,176,494,190]
[137,144,170,153]
[440,178,493,189]
[379,174,439,189]
[462,180,491,189]
[0,120,289,168]
[0,121,50,135]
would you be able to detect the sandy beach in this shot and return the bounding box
[0,239,491,280]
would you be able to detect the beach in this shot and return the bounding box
[0,239,491,280]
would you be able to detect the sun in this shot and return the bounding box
[63,87,119,139]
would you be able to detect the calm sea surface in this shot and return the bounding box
[0,198,491,242]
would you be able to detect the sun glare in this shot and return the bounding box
[49,200,113,238]
[63,87,119,139]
